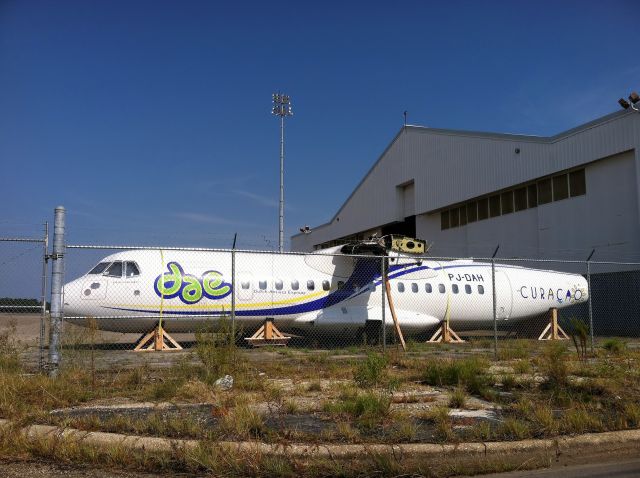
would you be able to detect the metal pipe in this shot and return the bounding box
[381,255,386,353]
[48,207,65,377]
[492,259,498,359]
[587,261,594,353]
[39,222,48,372]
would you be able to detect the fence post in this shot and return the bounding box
[48,206,65,377]
[586,259,594,354]
[39,222,49,372]
[491,259,497,359]
[231,235,236,339]
[381,255,386,353]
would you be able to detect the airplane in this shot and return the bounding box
[62,236,589,343]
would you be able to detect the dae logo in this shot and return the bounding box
[154,262,232,304]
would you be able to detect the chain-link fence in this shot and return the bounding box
[0,225,49,370]
[57,243,638,366]
[2,210,638,374]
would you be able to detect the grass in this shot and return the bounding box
[1,319,640,476]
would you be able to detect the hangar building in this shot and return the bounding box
[291,110,640,263]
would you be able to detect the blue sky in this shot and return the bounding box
[1,0,639,253]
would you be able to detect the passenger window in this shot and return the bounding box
[465,284,472,294]
[337,281,345,289]
[322,280,330,291]
[452,284,459,294]
[89,262,110,274]
[105,261,123,278]
[411,283,418,293]
[259,280,267,290]
[478,285,485,294]
[241,280,250,289]
[291,280,299,290]
[125,262,140,277]
[275,279,283,290]
[425,283,432,293]
[438,284,445,293]
[397,282,405,293]
[307,280,315,291]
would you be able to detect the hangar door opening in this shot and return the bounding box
[382,181,416,237]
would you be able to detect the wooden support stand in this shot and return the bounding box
[384,275,407,351]
[428,321,465,343]
[133,324,183,352]
[245,318,291,347]
[538,308,569,341]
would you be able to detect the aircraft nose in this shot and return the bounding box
[62,279,83,316]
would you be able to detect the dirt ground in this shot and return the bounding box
[0,460,163,478]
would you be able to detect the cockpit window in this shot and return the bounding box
[125,262,140,277]
[104,261,123,278]
[88,262,110,274]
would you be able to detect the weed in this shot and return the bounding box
[325,390,391,430]
[527,403,557,437]
[501,374,517,391]
[0,321,22,373]
[497,340,531,360]
[622,402,640,428]
[334,421,360,441]
[306,381,322,392]
[392,419,420,442]
[424,405,454,442]
[568,317,589,361]
[422,357,489,395]
[220,404,266,439]
[601,338,626,354]
[150,378,183,401]
[194,317,240,385]
[498,417,531,440]
[353,352,388,388]
[448,387,467,408]
[561,406,603,434]
[539,342,569,390]
[513,360,531,374]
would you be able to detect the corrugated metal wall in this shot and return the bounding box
[291,111,640,255]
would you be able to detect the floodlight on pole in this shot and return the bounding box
[272,92,293,252]
[618,90,639,112]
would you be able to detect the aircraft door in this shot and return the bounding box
[495,271,513,319]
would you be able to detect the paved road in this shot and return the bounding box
[475,457,640,478]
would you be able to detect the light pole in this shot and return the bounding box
[272,93,293,253]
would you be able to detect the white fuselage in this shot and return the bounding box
[62,248,589,336]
